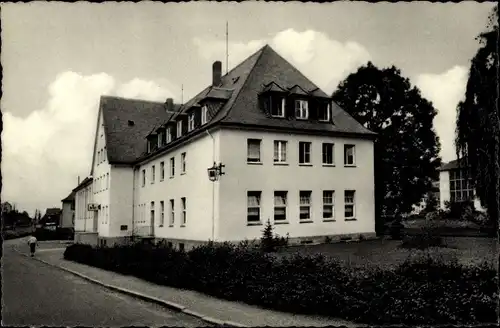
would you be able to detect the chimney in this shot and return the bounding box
[212,61,222,87]
[165,98,174,112]
[78,176,80,185]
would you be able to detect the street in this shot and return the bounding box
[1,241,210,327]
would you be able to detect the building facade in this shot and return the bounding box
[74,45,377,249]
[61,191,76,229]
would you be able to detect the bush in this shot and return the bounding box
[34,227,74,241]
[444,201,475,220]
[64,241,497,325]
[401,221,444,250]
[389,220,405,240]
[260,219,289,252]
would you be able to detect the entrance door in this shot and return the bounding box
[93,211,98,232]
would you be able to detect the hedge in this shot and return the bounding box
[64,242,497,325]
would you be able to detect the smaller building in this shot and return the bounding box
[61,191,76,229]
[439,158,485,211]
[39,208,62,230]
[73,177,98,245]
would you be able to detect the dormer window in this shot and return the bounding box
[201,106,208,125]
[271,97,285,118]
[158,131,163,147]
[177,121,182,138]
[318,102,331,122]
[295,100,309,119]
[147,141,151,153]
[167,127,172,143]
[188,113,195,132]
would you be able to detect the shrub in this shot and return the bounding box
[444,201,475,220]
[63,241,497,325]
[260,219,289,252]
[389,220,405,240]
[401,222,444,250]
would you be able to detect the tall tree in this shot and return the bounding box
[455,4,499,230]
[332,63,441,232]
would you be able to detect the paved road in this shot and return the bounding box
[2,242,210,327]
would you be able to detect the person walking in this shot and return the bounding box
[27,235,38,257]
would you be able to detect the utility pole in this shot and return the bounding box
[226,21,229,74]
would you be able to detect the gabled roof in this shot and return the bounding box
[61,191,75,203]
[100,96,180,164]
[287,84,309,96]
[262,81,287,93]
[72,177,93,192]
[439,158,469,171]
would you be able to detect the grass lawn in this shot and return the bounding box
[275,237,498,269]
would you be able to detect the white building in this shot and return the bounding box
[74,44,377,249]
[60,191,75,229]
[439,158,486,212]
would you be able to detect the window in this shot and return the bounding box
[160,201,164,226]
[106,173,109,190]
[179,243,185,252]
[188,113,195,132]
[274,191,287,221]
[147,141,151,153]
[323,191,335,219]
[299,191,312,221]
[449,169,474,202]
[201,106,208,125]
[247,191,261,223]
[151,165,155,184]
[105,206,109,224]
[322,143,334,165]
[273,141,287,163]
[170,157,175,177]
[150,201,155,224]
[158,132,163,147]
[319,103,331,122]
[247,139,261,163]
[299,142,311,164]
[142,169,146,187]
[97,150,101,164]
[169,199,175,226]
[295,100,309,119]
[177,121,182,137]
[181,197,186,226]
[344,190,356,219]
[160,162,165,181]
[344,145,356,166]
[167,127,172,143]
[181,153,186,173]
[270,97,285,117]
[103,147,106,162]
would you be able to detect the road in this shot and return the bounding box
[2,241,210,327]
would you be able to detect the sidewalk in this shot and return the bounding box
[23,247,357,327]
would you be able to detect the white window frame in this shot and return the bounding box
[270,97,286,118]
[201,106,208,125]
[170,157,175,177]
[344,144,356,166]
[151,165,155,184]
[158,132,163,148]
[177,120,182,137]
[449,169,474,202]
[322,143,335,165]
[323,190,335,220]
[295,99,309,119]
[273,140,287,163]
[160,161,165,181]
[247,191,261,223]
[344,190,356,219]
[160,201,165,226]
[181,197,186,226]
[273,191,287,221]
[247,139,261,163]
[169,199,175,226]
[319,103,331,122]
[188,113,195,132]
[299,191,312,221]
[166,127,172,143]
[142,169,146,187]
[299,142,312,165]
[181,152,186,173]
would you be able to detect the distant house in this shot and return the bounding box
[439,158,485,211]
[1,202,13,214]
[411,179,440,214]
[61,191,76,229]
[39,208,62,229]
[73,177,97,244]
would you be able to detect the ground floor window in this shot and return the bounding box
[274,191,287,221]
[299,191,312,221]
[247,191,261,223]
[323,190,335,219]
[344,190,356,219]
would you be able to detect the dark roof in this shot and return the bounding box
[100,97,180,164]
[100,44,375,165]
[439,158,469,171]
[61,191,76,203]
[45,208,62,216]
[72,177,93,192]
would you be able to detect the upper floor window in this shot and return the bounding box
[201,106,208,125]
[299,142,311,165]
[181,152,186,173]
[295,100,309,119]
[344,144,356,166]
[322,143,334,165]
[188,113,195,132]
[103,147,106,162]
[271,97,285,118]
[166,127,172,143]
[160,161,165,181]
[141,169,146,187]
[274,140,287,163]
[247,139,261,163]
[177,121,182,138]
[319,103,331,122]
[170,157,175,177]
[323,190,335,219]
[151,165,155,184]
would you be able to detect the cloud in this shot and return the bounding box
[193,28,371,95]
[2,72,177,216]
[415,66,469,163]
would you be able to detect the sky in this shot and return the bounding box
[1,2,495,216]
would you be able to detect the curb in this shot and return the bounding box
[12,246,247,327]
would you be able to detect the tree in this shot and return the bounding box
[260,219,275,252]
[332,63,441,233]
[455,4,499,231]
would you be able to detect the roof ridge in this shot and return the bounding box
[101,95,166,105]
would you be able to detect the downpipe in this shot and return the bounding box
[205,129,216,242]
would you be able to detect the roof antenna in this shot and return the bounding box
[226,21,229,74]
